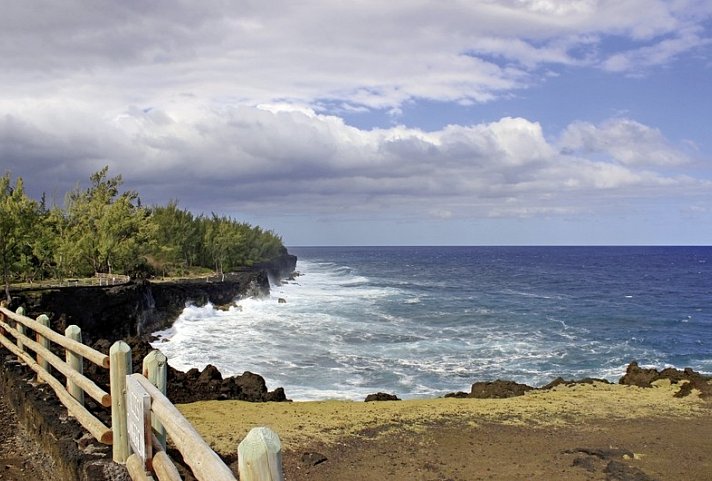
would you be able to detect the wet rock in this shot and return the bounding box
[266,387,288,402]
[197,365,222,384]
[235,371,268,399]
[468,380,534,399]
[365,392,401,402]
[619,361,712,399]
[619,362,660,387]
[278,298,287,304]
[542,377,610,390]
[86,337,290,404]
[167,368,290,404]
[443,391,469,398]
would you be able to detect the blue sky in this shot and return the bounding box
[1,1,711,245]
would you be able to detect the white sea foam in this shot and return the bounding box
[151,254,678,400]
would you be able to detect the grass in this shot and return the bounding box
[177,380,710,455]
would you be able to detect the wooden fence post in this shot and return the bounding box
[143,350,168,450]
[0,301,5,335]
[15,306,26,352]
[110,340,132,463]
[65,325,84,405]
[238,427,284,481]
[36,314,50,372]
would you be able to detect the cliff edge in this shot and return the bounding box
[8,252,297,343]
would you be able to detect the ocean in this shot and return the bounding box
[152,246,712,401]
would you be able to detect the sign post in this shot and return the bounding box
[126,374,153,470]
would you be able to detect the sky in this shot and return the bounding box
[1,1,712,246]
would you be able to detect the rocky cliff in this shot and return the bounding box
[8,252,297,344]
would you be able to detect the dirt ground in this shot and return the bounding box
[0,395,54,481]
[279,416,712,481]
[179,381,712,481]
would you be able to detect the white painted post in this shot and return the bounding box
[238,427,284,481]
[15,306,26,352]
[142,350,168,450]
[110,340,132,463]
[64,325,84,405]
[36,314,50,372]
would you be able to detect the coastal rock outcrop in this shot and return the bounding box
[8,271,270,343]
[364,392,401,402]
[7,250,297,342]
[253,249,298,285]
[468,380,534,399]
[168,367,289,404]
[445,380,535,399]
[619,361,712,399]
[86,337,290,404]
[541,377,611,389]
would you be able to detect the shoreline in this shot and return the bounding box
[179,380,708,450]
[178,380,712,480]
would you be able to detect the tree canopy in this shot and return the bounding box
[0,168,286,288]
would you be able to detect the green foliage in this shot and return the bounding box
[0,167,286,285]
[0,174,42,300]
[147,203,284,276]
[59,166,152,276]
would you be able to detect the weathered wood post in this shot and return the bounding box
[15,307,26,352]
[36,314,50,372]
[238,427,284,481]
[152,450,182,481]
[110,340,132,463]
[132,374,237,481]
[65,325,84,405]
[0,302,5,336]
[142,350,168,450]
[126,454,154,481]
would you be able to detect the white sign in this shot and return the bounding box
[126,375,152,466]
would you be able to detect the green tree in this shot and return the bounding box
[148,200,202,275]
[0,173,41,301]
[60,167,151,276]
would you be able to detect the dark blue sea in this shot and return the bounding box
[154,246,712,400]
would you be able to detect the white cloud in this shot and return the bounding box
[0,1,709,112]
[1,102,704,221]
[1,1,710,234]
[602,26,712,73]
[559,118,689,167]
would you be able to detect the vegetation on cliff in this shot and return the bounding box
[0,168,286,300]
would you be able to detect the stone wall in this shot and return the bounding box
[0,356,129,481]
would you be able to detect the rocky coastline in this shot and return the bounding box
[440,361,712,401]
[6,242,712,405]
[6,252,297,404]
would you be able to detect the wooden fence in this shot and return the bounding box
[0,304,283,481]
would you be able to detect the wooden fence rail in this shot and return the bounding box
[0,306,113,444]
[129,372,238,481]
[0,307,109,368]
[0,304,283,481]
